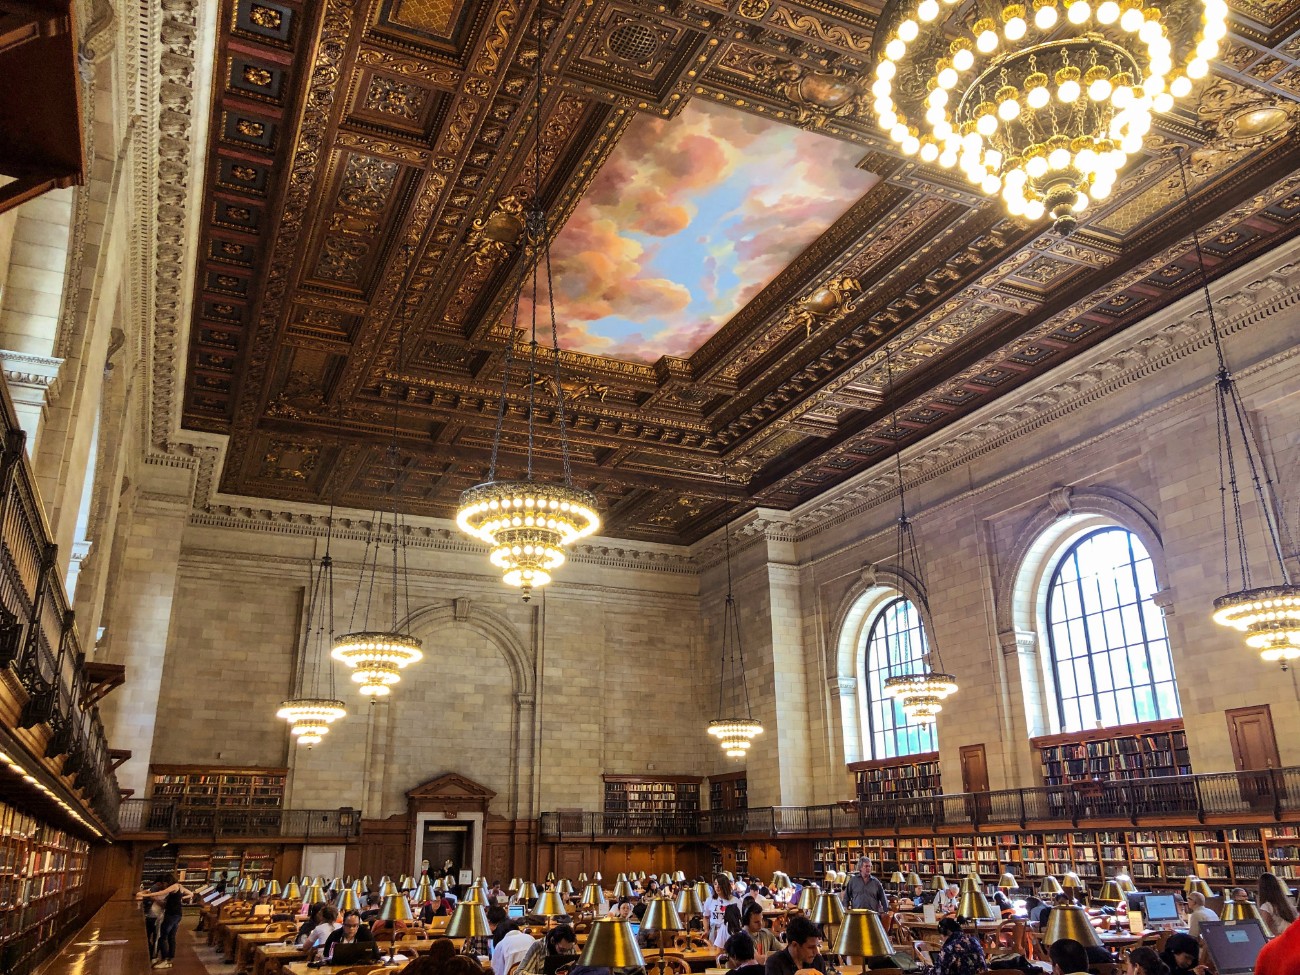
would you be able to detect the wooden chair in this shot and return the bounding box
[650,958,691,974]
[263,921,298,935]
[995,919,1026,956]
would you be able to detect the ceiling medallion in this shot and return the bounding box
[455,10,600,601]
[871,0,1227,231]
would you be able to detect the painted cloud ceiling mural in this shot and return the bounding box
[539,100,879,363]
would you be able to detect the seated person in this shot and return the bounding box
[764,916,828,975]
[361,895,383,922]
[742,904,780,957]
[725,931,766,975]
[1159,933,1204,975]
[1048,938,1090,975]
[931,917,985,975]
[321,912,374,963]
[302,906,340,959]
[991,889,1015,918]
[1186,891,1218,937]
[1023,896,1049,925]
[488,904,520,947]
[296,903,326,945]
[936,885,961,915]
[519,923,578,975]
[910,885,926,909]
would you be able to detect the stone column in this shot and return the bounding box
[96,494,190,795]
[513,692,535,822]
[830,676,861,765]
[998,627,1043,787]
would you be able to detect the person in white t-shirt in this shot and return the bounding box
[302,906,341,960]
[703,877,740,948]
[1186,891,1219,937]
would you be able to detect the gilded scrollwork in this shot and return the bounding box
[468,193,528,266]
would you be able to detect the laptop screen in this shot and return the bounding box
[1200,920,1267,975]
[1143,894,1179,924]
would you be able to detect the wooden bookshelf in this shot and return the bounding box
[1033,719,1191,786]
[0,801,89,975]
[850,752,942,801]
[602,775,701,816]
[150,765,288,810]
[709,771,748,811]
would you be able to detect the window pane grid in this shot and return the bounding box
[1046,528,1181,733]
[862,598,937,759]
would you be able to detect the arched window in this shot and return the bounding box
[863,597,937,759]
[1046,527,1180,732]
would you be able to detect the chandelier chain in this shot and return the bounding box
[1175,149,1294,590]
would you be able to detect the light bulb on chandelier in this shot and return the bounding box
[871,0,1227,231]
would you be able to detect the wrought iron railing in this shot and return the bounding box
[539,766,1300,840]
[0,385,119,834]
[116,799,361,840]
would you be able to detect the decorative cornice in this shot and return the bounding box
[790,234,1300,541]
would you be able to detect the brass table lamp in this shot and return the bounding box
[1042,904,1102,948]
[555,879,575,897]
[612,880,635,900]
[641,895,685,975]
[998,873,1016,891]
[890,871,906,892]
[1184,877,1212,899]
[674,886,704,931]
[578,918,645,970]
[265,880,282,898]
[445,901,492,958]
[379,892,415,965]
[580,883,605,916]
[833,910,894,975]
[1096,880,1124,906]
[336,888,360,913]
[415,878,433,904]
[282,881,301,902]
[532,890,569,929]
[674,871,686,883]
[1221,901,1263,924]
[304,883,327,906]
[905,872,922,889]
[959,875,982,896]
[931,875,949,892]
[957,889,999,921]
[1040,876,1064,896]
[797,885,820,913]
[812,891,845,951]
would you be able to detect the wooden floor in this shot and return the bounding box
[40,899,218,975]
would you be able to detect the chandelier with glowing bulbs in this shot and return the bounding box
[278,522,346,745]
[707,514,763,758]
[871,0,1227,231]
[455,13,599,600]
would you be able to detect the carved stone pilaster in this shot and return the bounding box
[829,676,857,697]
[0,352,64,443]
[998,627,1037,656]
[1150,588,1177,617]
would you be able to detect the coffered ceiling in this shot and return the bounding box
[182,0,1300,542]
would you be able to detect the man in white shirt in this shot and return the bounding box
[1186,890,1219,936]
[492,927,536,975]
[937,884,960,915]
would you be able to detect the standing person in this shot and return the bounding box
[704,876,740,948]
[138,874,194,969]
[843,859,888,914]
[1258,872,1297,936]
[139,881,163,963]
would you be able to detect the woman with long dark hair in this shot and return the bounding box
[1258,872,1297,936]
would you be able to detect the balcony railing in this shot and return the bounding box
[117,799,361,840]
[540,766,1300,840]
[0,386,119,834]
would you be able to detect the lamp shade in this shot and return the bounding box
[414,878,433,903]
[890,872,906,885]
[1097,881,1124,905]
[832,910,895,959]
[998,873,1016,890]
[581,884,604,909]
[362,876,372,889]
[533,891,569,917]
[380,893,414,923]
[612,880,635,899]
[594,872,602,882]
[508,878,519,892]
[1041,905,1101,947]
[1115,875,1137,894]
[577,918,645,969]
[1061,872,1082,889]
[265,880,282,897]
[959,875,982,895]
[640,872,650,882]
[694,881,712,903]
[1040,876,1064,895]
[906,873,922,888]
[336,889,360,913]
[931,875,949,891]
[464,885,489,906]
[380,880,398,897]
[330,877,343,892]
[1185,877,1212,898]
[616,873,629,883]
[578,873,589,884]
[237,876,253,893]
[797,885,820,912]
[445,902,491,939]
[812,891,846,925]
[1221,901,1263,924]
[641,896,684,933]
[432,877,446,893]
[282,882,301,901]
[957,890,999,921]
[674,871,686,883]
[547,872,557,882]
[304,884,327,905]
[771,873,792,891]
[674,887,704,918]
[555,879,574,895]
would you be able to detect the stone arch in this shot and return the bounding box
[829,564,939,763]
[401,597,534,698]
[995,485,1169,734]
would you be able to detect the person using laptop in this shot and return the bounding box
[1158,933,1207,975]
[1125,946,1170,975]
[322,912,374,963]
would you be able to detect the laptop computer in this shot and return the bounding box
[1200,920,1267,975]
[330,942,380,966]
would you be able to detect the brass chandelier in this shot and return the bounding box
[878,348,958,721]
[1167,153,1300,666]
[278,522,346,745]
[455,13,599,600]
[707,517,763,757]
[871,0,1227,231]
[333,439,423,695]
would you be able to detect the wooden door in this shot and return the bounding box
[960,744,990,792]
[960,744,990,824]
[1226,705,1281,808]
